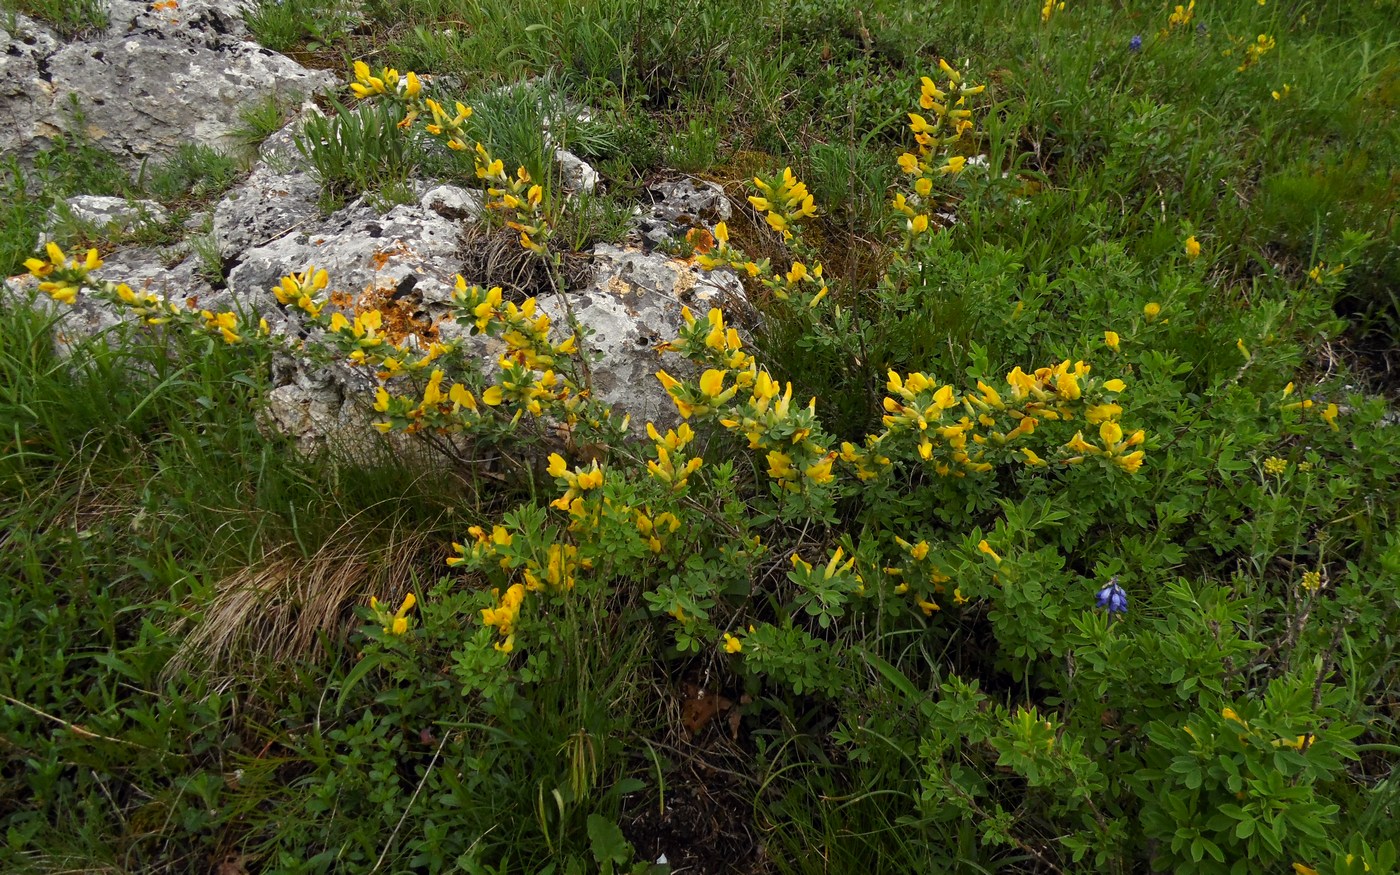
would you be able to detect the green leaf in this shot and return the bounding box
[587,814,631,865]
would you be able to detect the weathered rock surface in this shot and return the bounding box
[225,182,484,328]
[0,0,333,170]
[555,149,599,195]
[539,243,751,429]
[212,108,325,259]
[634,178,732,248]
[47,195,170,241]
[3,17,751,452]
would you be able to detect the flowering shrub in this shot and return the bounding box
[18,56,1398,875]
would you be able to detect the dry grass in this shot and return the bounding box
[165,524,444,683]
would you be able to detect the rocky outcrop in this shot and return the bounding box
[0,0,332,170]
[2,6,751,452]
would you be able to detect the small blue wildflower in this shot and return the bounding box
[1129,34,1142,53]
[1096,576,1128,615]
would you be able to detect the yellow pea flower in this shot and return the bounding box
[1144,302,1161,321]
[1319,403,1339,430]
[1184,235,1201,259]
[1104,330,1120,351]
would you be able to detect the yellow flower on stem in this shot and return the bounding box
[722,633,743,654]
[977,539,1001,563]
[1319,403,1339,430]
[370,592,417,635]
[1104,330,1120,351]
[1184,235,1201,259]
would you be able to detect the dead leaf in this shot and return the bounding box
[215,853,249,875]
[680,682,733,737]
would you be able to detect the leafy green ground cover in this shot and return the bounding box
[2,0,1399,873]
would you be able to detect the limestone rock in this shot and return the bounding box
[0,0,333,171]
[212,118,325,259]
[634,178,732,248]
[538,243,752,430]
[225,183,482,328]
[48,195,170,240]
[555,149,599,195]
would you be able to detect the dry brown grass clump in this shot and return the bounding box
[166,526,443,684]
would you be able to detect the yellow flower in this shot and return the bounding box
[370,592,417,635]
[1263,456,1287,475]
[937,156,966,175]
[1184,235,1201,259]
[1301,570,1322,593]
[1099,420,1123,448]
[909,214,929,234]
[977,540,1001,563]
[722,633,743,654]
[1292,864,1319,875]
[914,177,933,196]
[897,152,920,174]
[1021,448,1047,466]
[1116,451,1145,474]
[1319,402,1339,430]
[1104,330,1120,351]
[1085,403,1122,424]
[1103,378,1126,392]
[1143,302,1161,321]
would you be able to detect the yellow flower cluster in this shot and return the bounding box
[657,305,753,370]
[704,363,834,489]
[25,242,103,305]
[1167,0,1194,28]
[114,283,180,326]
[475,146,551,255]
[748,167,818,240]
[25,243,251,344]
[1307,262,1344,283]
[886,535,963,613]
[1279,384,1341,431]
[645,422,704,490]
[1237,34,1276,71]
[633,508,682,554]
[547,453,605,513]
[200,309,241,344]
[694,221,767,282]
[882,361,1143,475]
[369,593,416,636]
[452,280,577,371]
[350,61,419,102]
[349,62,553,259]
[1187,707,1315,753]
[480,583,524,652]
[272,266,329,319]
[893,62,984,240]
[1040,0,1065,23]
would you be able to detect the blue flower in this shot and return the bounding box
[1129,34,1142,53]
[1096,577,1128,614]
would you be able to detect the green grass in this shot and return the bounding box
[3,0,1400,871]
[2,0,108,38]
